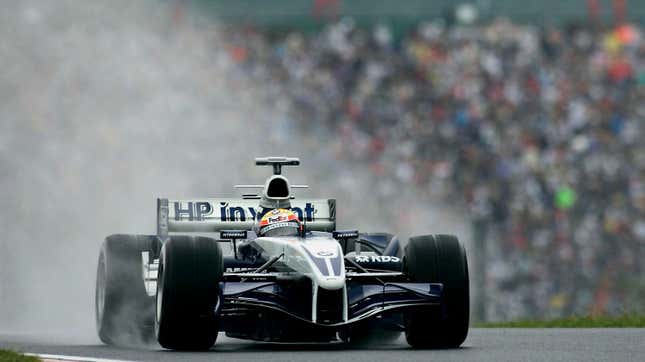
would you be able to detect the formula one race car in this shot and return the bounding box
[95,157,469,350]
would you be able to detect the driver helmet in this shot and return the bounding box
[257,208,302,237]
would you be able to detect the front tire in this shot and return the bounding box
[404,234,469,348]
[95,234,159,346]
[155,236,223,350]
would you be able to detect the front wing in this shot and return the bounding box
[219,272,443,327]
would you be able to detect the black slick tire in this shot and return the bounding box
[403,234,469,348]
[96,234,160,346]
[155,235,223,350]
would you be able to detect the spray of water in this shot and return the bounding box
[0,0,278,342]
[0,0,468,345]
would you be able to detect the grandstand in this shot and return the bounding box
[203,0,645,321]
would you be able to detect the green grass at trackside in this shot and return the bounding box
[0,350,40,362]
[476,314,645,328]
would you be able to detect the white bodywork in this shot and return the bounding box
[253,235,345,289]
[252,235,348,322]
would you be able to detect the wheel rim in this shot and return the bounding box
[155,261,164,329]
[96,254,106,326]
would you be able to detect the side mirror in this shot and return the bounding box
[333,230,359,240]
[220,230,248,240]
[333,230,359,254]
[220,230,248,259]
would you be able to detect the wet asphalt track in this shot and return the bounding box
[1,328,644,362]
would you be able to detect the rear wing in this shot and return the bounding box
[157,198,336,240]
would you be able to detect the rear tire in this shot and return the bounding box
[403,234,469,348]
[95,234,160,346]
[155,236,223,350]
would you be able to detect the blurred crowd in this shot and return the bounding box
[219,19,645,320]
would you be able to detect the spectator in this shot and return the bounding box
[224,19,644,320]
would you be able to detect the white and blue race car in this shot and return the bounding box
[95,157,469,350]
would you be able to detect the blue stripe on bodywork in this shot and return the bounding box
[303,247,331,276]
[330,255,341,276]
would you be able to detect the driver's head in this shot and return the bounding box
[257,208,302,237]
